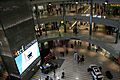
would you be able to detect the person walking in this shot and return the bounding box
[45,76,49,80]
[71,44,73,48]
[45,76,53,80]
[61,69,65,79]
[74,41,77,46]
[53,68,56,76]
[66,49,68,55]
[77,55,80,64]
[74,51,78,61]
[81,55,85,63]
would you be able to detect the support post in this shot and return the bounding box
[89,0,93,50]
[115,28,119,44]
[63,2,66,33]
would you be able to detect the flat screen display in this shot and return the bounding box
[15,41,40,74]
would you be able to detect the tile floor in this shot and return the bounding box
[31,42,120,80]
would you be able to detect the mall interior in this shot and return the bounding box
[0,0,120,80]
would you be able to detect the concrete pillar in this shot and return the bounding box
[89,0,93,36]
[94,3,97,15]
[44,23,47,36]
[75,3,78,13]
[115,28,119,44]
[89,0,93,50]
[63,2,66,33]
[34,4,39,18]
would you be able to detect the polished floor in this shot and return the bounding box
[31,41,120,80]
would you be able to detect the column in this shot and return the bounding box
[63,2,66,33]
[89,0,93,50]
[34,4,39,23]
[94,3,97,15]
[75,2,78,13]
[34,4,42,36]
[115,28,119,44]
[0,20,18,79]
[89,0,93,36]
[93,23,96,32]
[34,4,39,19]
[44,23,47,36]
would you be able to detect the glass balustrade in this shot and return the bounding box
[32,2,120,21]
[35,23,115,43]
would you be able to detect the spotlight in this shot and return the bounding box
[49,3,51,6]
[105,2,108,5]
[75,2,78,4]
[75,77,79,79]
[105,0,108,4]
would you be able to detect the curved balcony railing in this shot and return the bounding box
[36,24,116,42]
[35,11,119,20]
[33,4,120,21]
[34,12,119,28]
[37,30,119,58]
[35,14,119,29]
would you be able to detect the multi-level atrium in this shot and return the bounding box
[0,0,120,80]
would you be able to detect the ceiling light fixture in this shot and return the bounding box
[76,2,78,4]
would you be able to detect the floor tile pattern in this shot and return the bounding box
[31,46,120,80]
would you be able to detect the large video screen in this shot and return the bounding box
[15,41,40,74]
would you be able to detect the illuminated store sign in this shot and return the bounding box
[110,4,120,7]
